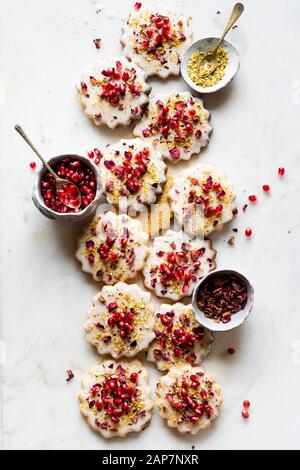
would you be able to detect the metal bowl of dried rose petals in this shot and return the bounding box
[192,270,254,332]
[32,155,102,222]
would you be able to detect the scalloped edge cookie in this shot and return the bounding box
[147,303,214,371]
[134,90,212,163]
[76,57,151,129]
[143,230,216,301]
[100,138,167,211]
[121,6,193,78]
[76,212,149,285]
[156,364,222,435]
[85,282,155,359]
[169,164,237,237]
[79,359,153,438]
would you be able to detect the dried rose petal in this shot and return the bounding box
[169,147,181,159]
[93,38,102,49]
[197,274,248,324]
[66,370,74,382]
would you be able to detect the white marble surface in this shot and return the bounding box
[1,0,300,451]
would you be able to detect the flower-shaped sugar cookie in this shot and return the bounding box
[143,230,216,301]
[134,90,212,163]
[85,283,155,358]
[77,57,151,129]
[76,212,149,285]
[169,164,237,237]
[156,364,222,435]
[79,359,153,438]
[100,138,166,210]
[147,303,213,372]
[121,6,193,78]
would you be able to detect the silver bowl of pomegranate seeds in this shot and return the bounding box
[192,269,254,332]
[32,155,102,222]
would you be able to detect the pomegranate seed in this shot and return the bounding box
[190,416,199,424]
[186,124,194,134]
[174,348,182,357]
[29,162,36,170]
[243,400,251,409]
[248,195,257,202]
[242,409,250,419]
[134,2,142,10]
[182,379,189,388]
[278,167,285,177]
[227,347,236,355]
[130,373,138,382]
[245,228,252,237]
[87,151,94,159]
[262,184,270,192]
[173,402,184,411]
[107,302,118,311]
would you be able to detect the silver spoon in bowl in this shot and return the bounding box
[198,3,244,78]
[15,124,82,210]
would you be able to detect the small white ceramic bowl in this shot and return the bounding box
[192,269,254,332]
[181,37,240,94]
[32,155,102,223]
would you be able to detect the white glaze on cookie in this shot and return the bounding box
[100,138,166,210]
[147,303,213,372]
[76,212,149,285]
[169,164,237,237]
[79,359,153,438]
[76,57,151,129]
[156,364,222,435]
[143,230,216,301]
[134,90,212,163]
[85,283,155,358]
[121,6,193,78]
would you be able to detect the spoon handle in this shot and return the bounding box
[15,124,58,180]
[215,3,244,51]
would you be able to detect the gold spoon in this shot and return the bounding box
[198,3,244,78]
[15,124,82,210]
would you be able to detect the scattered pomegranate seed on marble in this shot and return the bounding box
[243,400,251,409]
[248,195,257,202]
[30,162,36,170]
[134,2,142,11]
[263,184,270,192]
[87,151,95,159]
[227,347,236,355]
[278,167,285,177]
[245,228,252,238]
[242,409,250,419]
